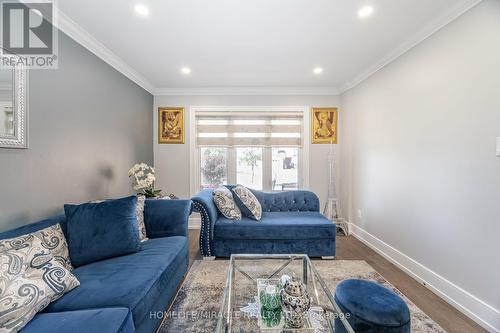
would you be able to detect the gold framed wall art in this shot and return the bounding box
[158,107,185,144]
[311,107,338,144]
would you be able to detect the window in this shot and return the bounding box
[193,108,307,192]
[200,147,227,189]
[237,147,263,190]
[272,147,299,190]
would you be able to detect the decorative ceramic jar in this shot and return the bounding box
[280,278,312,328]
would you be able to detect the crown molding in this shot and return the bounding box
[339,0,483,94]
[53,0,481,97]
[153,86,340,96]
[54,8,155,94]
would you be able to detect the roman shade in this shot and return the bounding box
[195,111,303,147]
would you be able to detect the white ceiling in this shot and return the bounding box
[58,0,480,94]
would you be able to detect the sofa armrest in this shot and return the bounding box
[144,199,192,238]
[191,189,219,257]
[253,190,321,212]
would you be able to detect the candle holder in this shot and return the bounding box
[257,279,284,329]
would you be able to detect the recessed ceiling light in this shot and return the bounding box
[181,67,191,75]
[358,6,374,18]
[134,3,150,17]
[313,67,323,75]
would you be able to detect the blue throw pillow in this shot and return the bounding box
[64,196,140,267]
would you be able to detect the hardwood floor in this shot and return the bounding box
[335,235,486,333]
[187,229,485,333]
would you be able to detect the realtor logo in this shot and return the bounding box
[0,0,58,69]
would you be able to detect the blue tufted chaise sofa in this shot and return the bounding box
[0,199,192,333]
[192,186,336,258]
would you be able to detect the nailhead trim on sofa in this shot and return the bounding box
[192,201,211,257]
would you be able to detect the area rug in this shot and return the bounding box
[158,260,445,332]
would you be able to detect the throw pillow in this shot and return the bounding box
[92,196,148,242]
[0,224,73,271]
[231,185,262,221]
[213,186,241,220]
[64,196,141,267]
[0,236,80,332]
[34,224,73,270]
[136,195,148,241]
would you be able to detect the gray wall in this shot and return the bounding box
[0,33,153,232]
[341,0,500,322]
[154,95,341,208]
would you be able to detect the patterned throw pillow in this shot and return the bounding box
[213,187,241,220]
[231,185,262,221]
[0,235,80,332]
[0,224,72,271]
[136,195,147,241]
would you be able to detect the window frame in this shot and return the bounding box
[190,106,310,195]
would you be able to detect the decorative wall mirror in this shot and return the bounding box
[0,65,28,149]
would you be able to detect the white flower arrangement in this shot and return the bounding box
[128,163,162,198]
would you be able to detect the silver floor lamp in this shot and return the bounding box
[323,143,349,235]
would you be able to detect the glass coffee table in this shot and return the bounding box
[216,254,354,332]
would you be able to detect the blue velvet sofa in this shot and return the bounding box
[192,186,336,258]
[0,199,192,333]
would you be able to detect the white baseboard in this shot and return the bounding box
[348,222,500,333]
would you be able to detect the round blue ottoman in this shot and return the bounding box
[334,279,411,333]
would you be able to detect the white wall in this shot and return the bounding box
[341,0,500,330]
[154,95,341,208]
